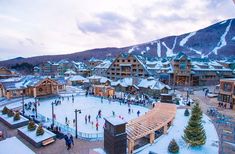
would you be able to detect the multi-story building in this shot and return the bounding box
[218,78,235,110]
[170,52,192,86]
[0,67,19,79]
[88,57,103,68]
[34,60,90,77]
[106,53,151,80]
[93,59,112,76]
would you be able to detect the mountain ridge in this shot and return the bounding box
[0,18,234,67]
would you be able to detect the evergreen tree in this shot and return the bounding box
[2,106,9,115]
[36,124,44,136]
[184,108,190,116]
[182,103,206,146]
[168,139,179,153]
[7,109,14,117]
[14,112,21,121]
[28,120,36,131]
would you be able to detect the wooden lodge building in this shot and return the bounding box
[106,53,151,80]
[0,76,66,99]
[218,78,235,110]
[0,67,19,79]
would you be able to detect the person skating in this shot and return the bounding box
[88,115,91,123]
[85,115,87,124]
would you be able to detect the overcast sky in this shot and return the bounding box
[0,0,234,60]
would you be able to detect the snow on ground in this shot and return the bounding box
[212,20,232,55]
[232,36,235,41]
[162,42,173,57]
[0,113,28,125]
[0,136,35,154]
[157,41,161,57]
[36,95,149,134]
[189,47,202,55]
[136,109,219,154]
[180,32,196,46]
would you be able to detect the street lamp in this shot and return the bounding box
[34,97,37,118]
[51,101,56,127]
[74,109,81,138]
[21,90,25,115]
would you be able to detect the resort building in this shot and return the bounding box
[106,53,151,80]
[0,67,19,79]
[34,60,90,77]
[93,59,112,76]
[0,76,66,99]
[218,78,235,110]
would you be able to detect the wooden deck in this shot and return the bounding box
[126,103,176,153]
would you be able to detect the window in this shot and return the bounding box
[117,60,119,62]
[128,60,130,62]
[122,60,125,62]
[133,59,136,62]
[223,83,232,92]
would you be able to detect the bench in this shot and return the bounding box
[42,138,55,146]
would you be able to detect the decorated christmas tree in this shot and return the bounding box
[182,103,206,146]
[36,124,44,136]
[28,120,36,131]
[14,112,21,121]
[184,108,190,116]
[2,106,9,115]
[7,109,14,117]
[168,139,179,153]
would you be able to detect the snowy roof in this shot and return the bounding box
[95,60,112,69]
[69,75,86,81]
[137,78,170,90]
[87,75,102,80]
[100,77,112,84]
[105,117,126,126]
[64,69,76,75]
[0,76,61,90]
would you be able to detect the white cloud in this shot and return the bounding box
[0,0,234,60]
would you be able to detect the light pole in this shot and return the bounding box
[74,109,81,138]
[21,90,25,115]
[51,102,56,127]
[34,97,37,118]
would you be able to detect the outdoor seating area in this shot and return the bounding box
[126,103,176,153]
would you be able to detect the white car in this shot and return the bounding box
[207,92,218,98]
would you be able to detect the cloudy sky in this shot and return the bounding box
[0,0,234,60]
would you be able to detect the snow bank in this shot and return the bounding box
[0,137,35,154]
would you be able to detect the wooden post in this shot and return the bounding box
[33,87,37,98]
[150,132,155,144]
[128,139,134,154]
[163,125,168,134]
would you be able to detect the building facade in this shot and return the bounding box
[218,78,235,110]
[106,53,151,80]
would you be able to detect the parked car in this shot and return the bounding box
[207,92,218,98]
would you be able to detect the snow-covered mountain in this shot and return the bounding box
[126,18,235,58]
[0,18,234,67]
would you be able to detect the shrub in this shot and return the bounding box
[36,124,44,136]
[28,120,36,131]
[2,106,9,115]
[168,139,179,153]
[7,109,14,117]
[14,112,21,121]
[184,109,190,116]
